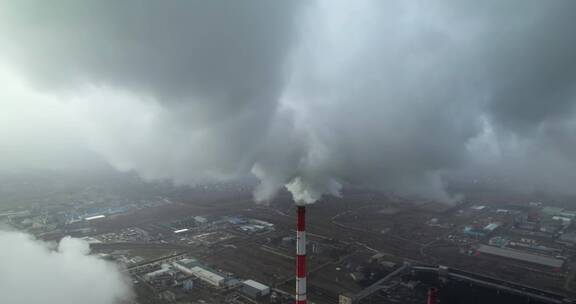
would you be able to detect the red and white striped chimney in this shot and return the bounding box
[427,287,438,304]
[295,206,307,304]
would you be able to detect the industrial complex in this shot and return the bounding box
[2,183,576,304]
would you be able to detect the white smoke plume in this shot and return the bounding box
[1,1,576,204]
[0,230,133,304]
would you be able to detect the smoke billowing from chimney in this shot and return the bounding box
[1,1,576,203]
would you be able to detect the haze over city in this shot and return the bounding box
[1,1,576,304]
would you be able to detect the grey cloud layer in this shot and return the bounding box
[0,0,305,183]
[1,0,576,203]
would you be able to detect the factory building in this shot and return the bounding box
[144,264,173,280]
[539,219,564,234]
[558,232,576,246]
[241,280,270,298]
[183,279,194,292]
[173,258,199,273]
[483,223,500,233]
[559,211,576,219]
[463,226,486,238]
[186,266,225,287]
[542,207,564,217]
[477,245,564,269]
[551,216,572,226]
[463,223,499,238]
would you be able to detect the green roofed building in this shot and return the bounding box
[542,207,564,216]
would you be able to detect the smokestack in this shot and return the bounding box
[427,287,438,304]
[296,206,307,304]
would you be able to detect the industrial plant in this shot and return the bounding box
[2,183,576,304]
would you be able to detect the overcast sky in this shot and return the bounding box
[1,0,576,204]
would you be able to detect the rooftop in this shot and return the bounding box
[190,266,225,282]
[85,214,105,221]
[243,279,269,291]
[542,207,564,214]
[559,232,576,243]
[477,245,564,268]
[175,258,199,269]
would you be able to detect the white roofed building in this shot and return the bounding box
[177,264,225,287]
[241,280,270,298]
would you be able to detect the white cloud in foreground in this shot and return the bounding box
[0,230,133,304]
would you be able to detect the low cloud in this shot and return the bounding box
[1,1,576,203]
[0,230,133,304]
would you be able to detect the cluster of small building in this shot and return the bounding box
[0,197,173,237]
[161,216,276,248]
[141,256,272,302]
[165,215,275,237]
[453,202,576,272]
[237,219,275,234]
[94,227,152,243]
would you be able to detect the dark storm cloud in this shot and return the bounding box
[0,1,301,104]
[455,1,576,194]
[2,0,576,203]
[0,0,306,183]
[474,2,576,132]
